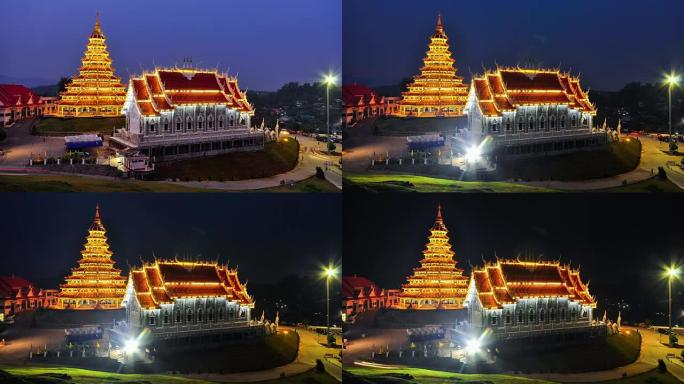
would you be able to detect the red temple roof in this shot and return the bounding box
[342,84,384,108]
[0,84,43,108]
[128,260,253,310]
[471,68,596,117]
[127,68,253,117]
[470,259,596,310]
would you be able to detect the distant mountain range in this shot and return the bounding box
[0,74,57,88]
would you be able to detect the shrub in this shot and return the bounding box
[658,166,667,180]
[315,166,325,179]
[315,359,325,372]
[658,359,667,372]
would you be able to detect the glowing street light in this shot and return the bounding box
[321,263,339,334]
[464,145,482,163]
[664,72,680,138]
[464,338,481,355]
[664,265,680,332]
[322,72,338,153]
[123,338,139,355]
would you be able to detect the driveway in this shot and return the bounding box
[0,119,65,167]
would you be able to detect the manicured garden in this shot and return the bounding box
[34,117,125,135]
[0,174,209,192]
[497,138,641,181]
[153,139,299,181]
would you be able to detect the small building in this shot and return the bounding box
[464,68,605,157]
[465,259,599,341]
[342,84,399,126]
[0,276,58,317]
[122,260,262,346]
[112,67,264,160]
[41,96,59,115]
[342,275,400,317]
[0,84,44,126]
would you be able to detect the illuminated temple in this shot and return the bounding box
[56,14,126,117]
[465,259,598,340]
[57,205,127,309]
[122,260,261,346]
[111,67,263,159]
[397,14,469,117]
[464,67,603,156]
[399,205,469,309]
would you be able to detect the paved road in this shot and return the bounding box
[183,327,342,382]
[343,119,407,173]
[0,119,65,166]
[521,327,684,382]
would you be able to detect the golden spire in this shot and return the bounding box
[90,204,104,231]
[436,13,443,31]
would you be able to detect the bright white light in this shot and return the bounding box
[124,339,139,354]
[464,146,482,163]
[465,338,481,354]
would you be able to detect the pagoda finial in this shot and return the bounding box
[436,13,443,30]
[95,203,101,222]
[436,203,443,222]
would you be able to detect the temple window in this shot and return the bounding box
[517,310,523,323]
[490,314,497,325]
[571,116,577,127]
[560,116,566,129]
[218,307,224,321]
[582,117,588,126]
[571,308,577,319]
[240,310,246,318]
[186,117,193,131]
[529,309,536,323]
[560,308,566,321]
[540,116,545,130]
[208,308,214,321]
[518,120,523,132]
[550,116,556,129]
[163,310,169,324]
[539,309,545,323]
[218,116,224,128]
[197,308,203,322]
[229,116,235,127]
[148,315,156,325]
[163,119,169,132]
[197,116,203,130]
[549,308,555,322]
[505,310,511,324]
[149,123,155,133]
[505,119,511,131]
[208,116,214,129]
[187,309,193,322]
[528,117,535,131]
[176,118,181,131]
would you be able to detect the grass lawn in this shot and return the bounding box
[34,117,125,135]
[496,332,641,373]
[0,174,211,192]
[597,176,683,192]
[153,139,299,181]
[256,175,340,192]
[344,173,557,192]
[498,139,641,181]
[154,332,299,373]
[0,366,336,384]
[344,367,554,384]
[600,368,682,384]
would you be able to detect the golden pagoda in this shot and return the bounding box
[57,205,126,309]
[397,14,469,117]
[399,205,469,310]
[56,13,126,117]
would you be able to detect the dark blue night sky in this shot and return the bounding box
[343,0,684,91]
[1,0,341,91]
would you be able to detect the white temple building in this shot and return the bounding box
[121,260,262,347]
[111,67,263,160]
[462,68,605,157]
[464,259,601,341]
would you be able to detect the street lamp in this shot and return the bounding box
[322,73,338,153]
[321,263,339,334]
[666,265,680,332]
[664,72,680,138]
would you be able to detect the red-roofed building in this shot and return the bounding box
[464,259,600,341]
[342,275,399,317]
[342,84,399,126]
[463,68,606,157]
[122,260,262,346]
[0,84,44,126]
[112,67,264,160]
[0,276,58,318]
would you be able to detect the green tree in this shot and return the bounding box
[57,77,72,93]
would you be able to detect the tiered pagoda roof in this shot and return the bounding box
[57,14,126,117]
[127,68,253,117]
[470,259,596,310]
[398,14,469,117]
[400,205,470,309]
[58,205,127,309]
[129,260,254,310]
[470,67,597,117]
